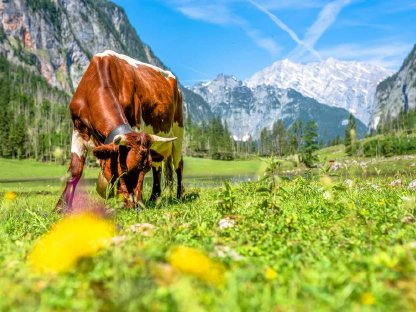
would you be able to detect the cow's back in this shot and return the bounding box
[69,50,182,144]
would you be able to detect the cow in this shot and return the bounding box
[56,50,184,212]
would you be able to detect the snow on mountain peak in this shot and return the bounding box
[245,58,393,125]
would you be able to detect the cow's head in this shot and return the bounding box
[93,132,175,206]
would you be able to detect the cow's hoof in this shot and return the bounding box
[54,200,66,214]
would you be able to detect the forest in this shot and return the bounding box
[0,57,71,160]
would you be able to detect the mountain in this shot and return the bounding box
[370,44,416,129]
[0,0,212,121]
[191,74,367,141]
[245,58,392,125]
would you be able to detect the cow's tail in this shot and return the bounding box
[164,155,174,194]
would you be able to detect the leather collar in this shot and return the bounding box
[104,124,133,144]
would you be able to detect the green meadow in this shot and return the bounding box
[0,157,266,181]
[0,153,416,311]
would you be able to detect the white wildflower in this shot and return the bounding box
[218,217,236,230]
[111,235,128,245]
[330,162,341,171]
[390,179,402,187]
[408,180,416,191]
[215,245,244,260]
[323,191,332,201]
[344,179,353,188]
[128,223,155,236]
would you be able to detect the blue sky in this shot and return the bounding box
[113,0,415,85]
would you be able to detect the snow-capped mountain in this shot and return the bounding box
[245,58,393,125]
[191,74,367,141]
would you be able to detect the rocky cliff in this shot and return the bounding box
[0,0,212,120]
[370,45,416,129]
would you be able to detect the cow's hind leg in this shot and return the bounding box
[150,165,162,201]
[175,157,184,199]
[55,130,87,213]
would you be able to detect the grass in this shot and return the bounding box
[0,157,266,181]
[1,153,416,311]
[1,158,416,311]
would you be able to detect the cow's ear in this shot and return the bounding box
[150,149,164,162]
[93,145,118,160]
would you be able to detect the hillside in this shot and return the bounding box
[370,44,416,129]
[0,0,212,122]
[0,56,71,159]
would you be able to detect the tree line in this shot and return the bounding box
[345,108,416,158]
[0,57,72,161]
[185,115,320,166]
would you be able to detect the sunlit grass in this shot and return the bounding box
[0,168,415,310]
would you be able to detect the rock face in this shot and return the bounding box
[191,74,367,141]
[245,58,392,125]
[0,0,212,120]
[370,45,416,129]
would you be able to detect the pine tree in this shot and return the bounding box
[289,120,303,154]
[344,113,357,156]
[300,120,319,168]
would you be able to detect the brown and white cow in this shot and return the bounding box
[56,50,184,212]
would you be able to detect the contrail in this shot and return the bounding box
[248,0,322,61]
[290,0,351,60]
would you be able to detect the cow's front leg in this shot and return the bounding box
[176,157,184,199]
[150,165,162,201]
[55,130,87,213]
[132,171,147,209]
[55,153,85,212]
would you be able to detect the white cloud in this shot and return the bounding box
[165,0,280,56]
[175,2,240,25]
[309,42,413,70]
[244,27,281,56]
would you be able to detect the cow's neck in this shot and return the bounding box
[104,123,133,144]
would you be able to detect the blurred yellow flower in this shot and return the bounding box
[361,292,375,305]
[4,191,17,201]
[167,246,225,285]
[53,147,63,159]
[320,175,333,188]
[264,267,278,280]
[28,213,115,274]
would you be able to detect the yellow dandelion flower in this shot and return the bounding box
[264,267,278,280]
[28,213,115,274]
[4,191,17,201]
[361,292,375,305]
[167,246,225,285]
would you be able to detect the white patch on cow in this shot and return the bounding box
[71,130,87,158]
[95,50,175,79]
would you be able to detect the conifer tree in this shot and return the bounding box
[300,120,319,167]
[344,113,357,156]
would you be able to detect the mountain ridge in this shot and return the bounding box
[191,74,368,141]
[245,57,393,125]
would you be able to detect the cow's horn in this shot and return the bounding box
[149,134,177,143]
[113,134,127,146]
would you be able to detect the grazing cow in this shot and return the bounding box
[56,50,184,211]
